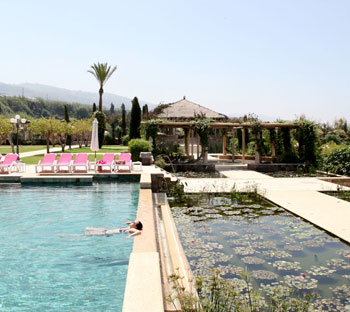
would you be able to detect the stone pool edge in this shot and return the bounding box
[122,174,164,312]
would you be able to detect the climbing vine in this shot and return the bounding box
[192,118,211,161]
[144,119,162,150]
[250,121,264,154]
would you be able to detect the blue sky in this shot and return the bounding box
[1,0,349,122]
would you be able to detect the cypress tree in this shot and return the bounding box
[110,102,115,115]
[121,103,127,136]
[92,102,97,113]
[64,105,70,122]
[142,104,148,119]
[64,105,72,149]
[129,97,141,139]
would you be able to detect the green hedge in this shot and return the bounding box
[128,139,152,161]
[324,145,350,176]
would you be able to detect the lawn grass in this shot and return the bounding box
[60,146,128,154]
[0,145,49,154]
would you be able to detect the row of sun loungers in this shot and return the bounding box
[0,154,19,173]
[35,152,141,173]
[0,153,142,174]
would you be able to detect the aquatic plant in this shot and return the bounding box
[284,245,304,252]
[307,266,336,277]
[233,246,257,256]
[283,275,318,290]
[327,258,350,270]
[272,261,301,272]
[251,270,279,281]
[241,256,266,265]
[262,250,292,259]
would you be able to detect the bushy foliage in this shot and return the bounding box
[324,145,350,176]
[168,270,314,312]
[122,134,130,146]
[128,139,152,161]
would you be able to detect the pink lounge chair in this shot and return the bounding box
[56,153,73,173]
[35,154,57,173]
[95,153,115,173]
[0,154,18,174]
[71,153,89,173]
[116,153,132,172]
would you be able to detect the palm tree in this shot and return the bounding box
[88,62,117,112]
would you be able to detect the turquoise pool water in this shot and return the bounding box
[0,183,139,312]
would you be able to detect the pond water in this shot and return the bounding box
[171,194,350,311]
[263,171,331,178]
[323,191,350,203]
[0,183,139,312]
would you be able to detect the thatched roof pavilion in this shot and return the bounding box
[155,97,227,120]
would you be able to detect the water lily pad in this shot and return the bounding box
[327,258,350,270]
[283,275,318,290]
[272,261,301,271]
[233,246,257,256]
[336,249,350,258]
[251,270,278,281]
[241,256,265,265]
[251,241,277,250]
[221,231,239,237]
[307,266,336,276]
[262,250,292,259]
[284,245,304,252]
[242,234,264,241]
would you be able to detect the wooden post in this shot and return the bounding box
[255,132,261,164]
[191,130,194,156]
[242,128,246,164]
[185,128,190,156]
[222,132,227,156]
[196,133,200,159]
[231,129,236,163]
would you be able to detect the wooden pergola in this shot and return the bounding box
[152,121,300,164]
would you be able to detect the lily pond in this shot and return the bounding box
[323,191,350,203]
[171,194,350,311]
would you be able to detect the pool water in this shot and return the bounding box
[172,194,350,310]
[0,183,139,312]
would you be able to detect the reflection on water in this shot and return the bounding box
[172,194,350,311]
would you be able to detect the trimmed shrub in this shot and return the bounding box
[128,139,152,161]
[324,145,350,176]
[122,134,130,146]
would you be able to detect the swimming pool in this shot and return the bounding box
[0,183,139,311]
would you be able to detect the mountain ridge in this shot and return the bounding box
[0,82,154,109]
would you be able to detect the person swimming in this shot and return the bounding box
[84,220,143,238]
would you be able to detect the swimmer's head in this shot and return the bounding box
[135,221,143,230]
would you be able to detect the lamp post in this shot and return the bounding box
[10,115,26,159]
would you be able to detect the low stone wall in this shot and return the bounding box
[248,163,304,172]
[319,177,350,187]
[164,163,216,172]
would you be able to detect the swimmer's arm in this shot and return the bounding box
[124,221,132,225]
[127,229,141,238]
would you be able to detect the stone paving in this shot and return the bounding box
[180,168,350,244]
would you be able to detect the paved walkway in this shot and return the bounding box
[180,168,350,243]
[19,145,80,158]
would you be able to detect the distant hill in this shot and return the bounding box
[0,96,96,119]
[0,82,154,110]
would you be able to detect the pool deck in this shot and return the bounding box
[180,168,350,244]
